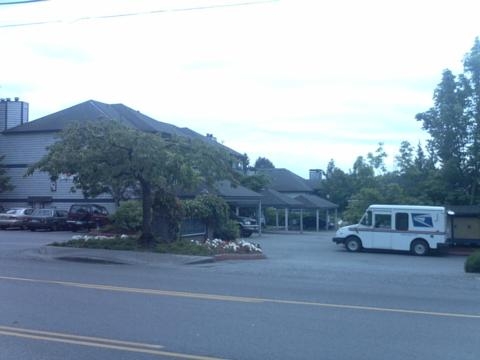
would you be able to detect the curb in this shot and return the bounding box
[214,253,266,261]
[29,246,215,266]
[27,246,266,265]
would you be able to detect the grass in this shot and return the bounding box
[51,236,139,251]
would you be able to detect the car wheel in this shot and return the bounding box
[29,228,36,232]
[411,239,429,256]
[345,236,362,252]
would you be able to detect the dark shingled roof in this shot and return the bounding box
[260,188,304,208]
[294,194,338,209]
[215,180,262,201]
[257,168,313,193]
[3,99,241,155]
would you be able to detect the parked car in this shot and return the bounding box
[66,204,110,231]
[0,207,34,229]
[24,208,68,231]
[235,216,259,238]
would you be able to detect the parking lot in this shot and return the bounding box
[1,229,479,360]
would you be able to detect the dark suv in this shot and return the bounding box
[235,216,259,238]
[67,204,110,231]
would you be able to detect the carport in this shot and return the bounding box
[214,180,263,234]
[260,188,338,232]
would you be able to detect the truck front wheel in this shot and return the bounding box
[345,236,362,252]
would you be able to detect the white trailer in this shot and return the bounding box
[333,204,453,256]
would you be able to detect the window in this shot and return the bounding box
[374,214,391,229]
[395,213,409,231]
[360,211,372,226]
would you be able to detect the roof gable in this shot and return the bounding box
[260,188,304,208]
[2,99,241,156]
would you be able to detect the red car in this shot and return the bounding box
[66,204,110,231]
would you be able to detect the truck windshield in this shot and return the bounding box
[359,211,372,226]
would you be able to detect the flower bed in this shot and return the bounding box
[54,234,263,257]
[193,238,263,254]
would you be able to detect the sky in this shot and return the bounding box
[1,0,480,178]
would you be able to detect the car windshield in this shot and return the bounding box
[32,209,53,217]
[6,209,21,215]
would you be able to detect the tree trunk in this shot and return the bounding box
[138,179,155,247]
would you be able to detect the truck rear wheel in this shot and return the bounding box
[345,236,362,252]
[411,239,429,256]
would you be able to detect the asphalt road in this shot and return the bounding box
[0,229,479,360]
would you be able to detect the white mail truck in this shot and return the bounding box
[332,204,453,255]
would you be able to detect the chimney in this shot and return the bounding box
[309,169,323,181]
[0,97,29,131]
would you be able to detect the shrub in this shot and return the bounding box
[182,194,232,239]
[213,219,240,241]
[465,251,480,273]
[111,200,143,233]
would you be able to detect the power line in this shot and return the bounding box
[0,0,277,28]
[0,0,47,5]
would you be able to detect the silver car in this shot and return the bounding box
[0,208,34,229]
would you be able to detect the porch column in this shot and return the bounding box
[257,200,262,236]
[284,208,289,231]
[300,208,304,233]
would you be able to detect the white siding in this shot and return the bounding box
[0,132,57,164]
[0,132,115,212]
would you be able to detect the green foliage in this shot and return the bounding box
[240,174,270,192]
[0,155,14,193]
[52,236,139,251]
[213,219,240,240]
[152,188,184,243]
[182,194,232,239]
[111,200,143,233]
[254,157,275,169]
[465,251,480,273]
[367,142,387,174]
[414,38,480,205]
[27,120,237,246]
[320,160,354,212]
[183,194,229,225]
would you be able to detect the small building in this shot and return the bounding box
[0,99,244,211]
[448,205,480,246]
[256,168,338,231]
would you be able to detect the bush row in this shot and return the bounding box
[465,251,480,273]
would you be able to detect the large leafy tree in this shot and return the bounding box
[28,120,237,246]
[319,159,353,212]
[463,37,480,203]
[416,38,480,204]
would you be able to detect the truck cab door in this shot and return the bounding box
[372,212,392,249]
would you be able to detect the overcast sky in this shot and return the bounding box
[1,0,480,177]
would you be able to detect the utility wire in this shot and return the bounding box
[0,0,277,28]
[0,0,47,5]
